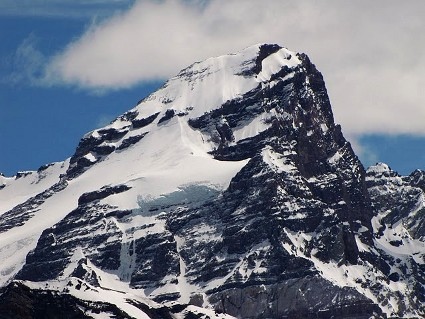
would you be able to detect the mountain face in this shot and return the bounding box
[0,44,424,319]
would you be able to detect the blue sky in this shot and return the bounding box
[1,0,424,176]
[0,1,162,175]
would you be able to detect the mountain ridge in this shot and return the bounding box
[0,43,424,319]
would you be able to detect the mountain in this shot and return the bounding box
[0,43,424,319]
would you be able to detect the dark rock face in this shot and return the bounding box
[409,169,425,191]
[241,43,282,76]
[209,278,382,319]
[366,164,425,240]
[0,282,206,319]
[117,132,148,150]
[77,184,131,205]
[131,112,160,129]
[158,109,176,124]
[131,233,180,291]
[15,171,33,179]
[17,184,132,282]
[66,127,129,178]
[0,282,133,319]
[176,53,421,317]
[184,52,371,275]
[151,52,380,316]
[364,163,425,313]
[17,201,127,281]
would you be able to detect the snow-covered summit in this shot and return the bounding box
[102,43,300,128]
[142,43,300,118]
[65,43,305,179]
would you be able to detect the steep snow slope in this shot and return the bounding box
[0,161,68,213]
[0,44,424,319]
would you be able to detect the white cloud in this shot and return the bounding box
[42,0,425,137]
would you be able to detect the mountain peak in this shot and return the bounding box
[136,43,300,118]
[1,44,424,318]
[65,43,305,178]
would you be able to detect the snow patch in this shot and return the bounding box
[262,146,295,173]
[232,113,272,142]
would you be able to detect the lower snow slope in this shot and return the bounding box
[0,114,248,288]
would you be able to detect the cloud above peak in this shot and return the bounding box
[38,0,425,137]
[47,0,207,88]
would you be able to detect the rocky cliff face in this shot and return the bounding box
[0,44,423,319]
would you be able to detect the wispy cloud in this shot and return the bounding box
[5,34,48,86]
[14,0,425,138]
